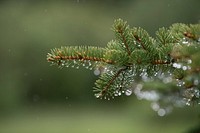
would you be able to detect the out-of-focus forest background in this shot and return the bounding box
[0,0,200,133]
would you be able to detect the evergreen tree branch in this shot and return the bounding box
[47,46,115,68]
[47,19,200,109]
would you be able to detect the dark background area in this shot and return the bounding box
[0,0,200,133]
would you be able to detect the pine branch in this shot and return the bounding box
[47,19,200,112]
[47,46,114,69]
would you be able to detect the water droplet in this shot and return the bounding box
[186,99,191,106]
[88,61,92,66]
[182,38,189,45]
[151,102,160,111]
[173,63,182,69]
[94,69,101,76]
[154,72,158,76]
[187,59,192,64]
[114,93,118,96]
[95,93,101,98]
[157,108,166,116]
[182,66,187,70]
[125,89,132,96]
[176,80,185,87]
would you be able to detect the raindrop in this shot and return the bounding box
[125,89,132,96]
[157,108,166,116]
[95,94,101,98]
[94,69,101,76]
[151,102,160,111]
[185,99,191,106]
[194,89,200,98]
[154,72,158,77]
[182,38,189,45]
[114,93,118,97]
[176,80,185,87]
[173,63,182,69]
[187,59,192,64]
[82,60,87,66]
[88,61,92,66]
[182,66,187,70]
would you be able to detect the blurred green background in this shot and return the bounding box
[0,0,200,133]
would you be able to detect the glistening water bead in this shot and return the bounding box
[125,89,132,96]
[94,69,101,76]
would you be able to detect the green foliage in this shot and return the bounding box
[47,19,200,108]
